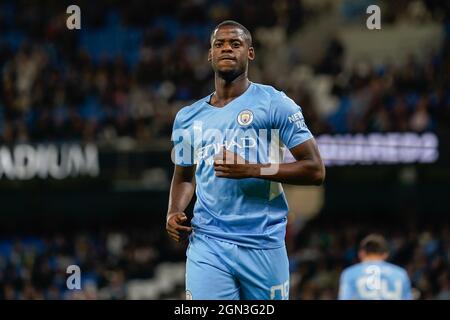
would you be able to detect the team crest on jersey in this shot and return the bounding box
[237,110,254,126]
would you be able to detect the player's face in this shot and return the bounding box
[208,26,254,80]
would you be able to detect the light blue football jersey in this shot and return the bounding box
[171,82,313,249]
[338,260,412,300]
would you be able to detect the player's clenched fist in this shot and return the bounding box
[166,212,192,243]
[214,148,257,179]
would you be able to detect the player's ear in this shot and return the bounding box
[248,47,255,61]
[208,49,212,62]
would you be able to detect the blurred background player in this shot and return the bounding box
[167,20,325,300]
[338,234,412,300]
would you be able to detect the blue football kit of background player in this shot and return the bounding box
[339,260,412,300]
[171,82,313,299]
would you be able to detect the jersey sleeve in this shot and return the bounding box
[270,91,313,149]
[171,110,194,166]
[338,270,354,300]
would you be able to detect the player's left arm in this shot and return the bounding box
[214,91,325,185]
[214,140,324,185]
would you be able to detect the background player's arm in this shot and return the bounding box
[214,140,325,186]
[338,271,354,300]
[166,165,196,242]
[402,271,413,300]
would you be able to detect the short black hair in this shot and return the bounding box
[210,20,252,46]
[359,234,389,254]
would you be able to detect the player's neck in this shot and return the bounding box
[211,73,250,107]
[362,256,385,262]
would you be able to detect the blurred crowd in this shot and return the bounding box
[0,0,449,145]
[0,217,448,300]
[0,224,185,299]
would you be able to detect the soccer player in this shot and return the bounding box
[338,234,413,300]
[167,20,325,300]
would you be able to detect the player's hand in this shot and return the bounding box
[213,148,257,179]
[166,212,192,243]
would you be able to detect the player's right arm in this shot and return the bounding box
[166,164,196,242]
[167,108,196,242]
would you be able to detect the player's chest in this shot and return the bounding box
[193,104,270,133]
